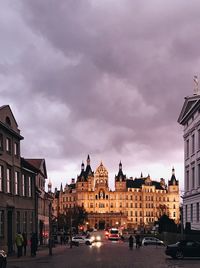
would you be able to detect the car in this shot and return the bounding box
[165,240,200,259]
[142,237,164,246]
[71,236,93,245]
[108,228,120,241]
[0,250,7,268]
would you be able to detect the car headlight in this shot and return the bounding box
[96,235,101,241]
[90,236,95,241]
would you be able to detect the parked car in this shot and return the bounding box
[165,240,200,259]
[71,236,93,245]
[142,237,164,246]
[0,250,7,268]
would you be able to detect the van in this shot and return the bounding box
[108,228,120,240]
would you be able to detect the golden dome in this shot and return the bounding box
[95,162,108,177]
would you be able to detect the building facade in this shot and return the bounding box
[52,155,180,231]
[0,105,36,253]
[0,105,52,252]
[178,93,200,230]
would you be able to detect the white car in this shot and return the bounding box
[142,237,164,246]
[71,236,93,245]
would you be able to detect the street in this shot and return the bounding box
[7,233,200,268]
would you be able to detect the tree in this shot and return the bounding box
[157,214,177,233]
[64,206,88,233]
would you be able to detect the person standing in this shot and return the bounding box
[128,235,134,250]
[15,231,24,258]
[22,232,27,256]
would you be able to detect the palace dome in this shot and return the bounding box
[95,162,108,177]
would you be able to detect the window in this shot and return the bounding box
[30,211,34,232]
[198,130,200,150]
[186,170,189,191]
[6,168,11,193]
[185,205,188,222]
[16,211,20,233]
[192,134,195,154]
[14,171,19,195]
[198,164,200,187]
[0,210,4,237]
[191,204,193,222]
[28,176,31,197]
[14,143,19,157]
[23,212,27,233]
[186,139,189,158]
[6,138,11,153]
[197,203,199,222]
[173,212,176,217]
[0,134,3,151]
[192,167,195,189]
[0,165,3,192]
[22,174,25,196]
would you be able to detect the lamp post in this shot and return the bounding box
[49,202,53,256]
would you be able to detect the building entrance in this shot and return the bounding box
[98,220,105,230]
[7,210,13,254]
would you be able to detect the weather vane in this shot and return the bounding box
[193,75,199,95]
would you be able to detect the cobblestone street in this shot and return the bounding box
[6,239,200,268]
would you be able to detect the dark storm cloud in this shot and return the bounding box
[1,0,200,186]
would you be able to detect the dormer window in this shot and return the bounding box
[5,116,11,126]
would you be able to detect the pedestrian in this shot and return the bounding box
[128,235,134,250]
[30,233,38,257]
[15,231,24,258]
[22,232,27,256]
[135,234,141,249]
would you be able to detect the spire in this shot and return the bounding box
[87,154,90,166]
[140,172,143,178]
[172,166,175,176]
[48,178,52,193]
[119,161,122,170]
[193,75,199,95]
[60,183,63,192]
[169,166,178,186]
[81,161,84,171]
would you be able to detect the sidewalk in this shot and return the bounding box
[7,244,68,264]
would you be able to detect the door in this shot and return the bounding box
[99,220,105,230]
[7,210,13,254]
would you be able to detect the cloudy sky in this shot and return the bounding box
[1,0,200,192]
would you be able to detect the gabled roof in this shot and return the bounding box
[24,158,47,178]
[126,177,165,190]
[0,105,18,127]
[178,95,200,125]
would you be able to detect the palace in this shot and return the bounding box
[51,155,180,231]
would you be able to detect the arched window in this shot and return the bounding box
[5,116,11,126]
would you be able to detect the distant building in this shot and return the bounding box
[52,155,180,231]
[178,91,200,230]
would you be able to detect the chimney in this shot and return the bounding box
[71,178,75,184]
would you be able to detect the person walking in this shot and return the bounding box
[128,235,134,250]
[22,232,27,256]
[135,234,141,249]
[15,231,24,258]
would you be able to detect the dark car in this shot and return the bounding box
[0,250,7,268]
[165,240,200,259]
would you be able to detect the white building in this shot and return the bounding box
[178,90,200,230]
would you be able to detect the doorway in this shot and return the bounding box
[7,210,13,254]
[99,220,105,230]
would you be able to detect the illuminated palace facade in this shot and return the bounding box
[52,155,180,230]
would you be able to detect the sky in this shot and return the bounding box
[1,0,200,193]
